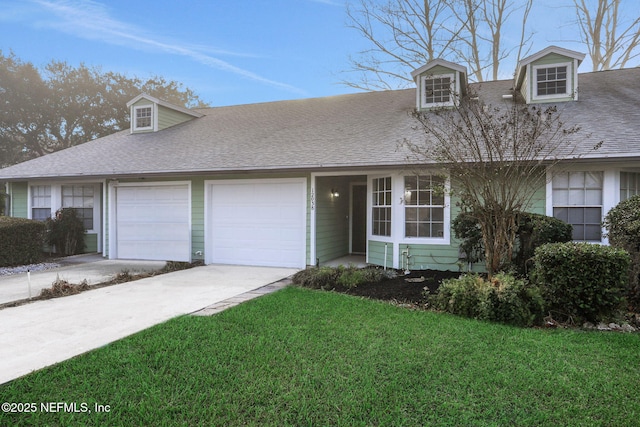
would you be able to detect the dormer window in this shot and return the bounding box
[536,65,567,95]
[533,63,572,100]
[134,106,153,130]
[423,74,453,106]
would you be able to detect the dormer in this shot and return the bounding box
[126,94,204,134]
[411,59,467,111]
[514,46,585,104]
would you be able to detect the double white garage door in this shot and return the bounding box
[113,179,306,268]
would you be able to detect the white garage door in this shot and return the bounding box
[207,179,306,268]
[115,184,190,261]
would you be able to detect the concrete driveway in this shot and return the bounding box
[0,262,297,384]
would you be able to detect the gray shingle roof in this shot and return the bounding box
[1,67,639,181]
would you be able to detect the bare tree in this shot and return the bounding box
[574,0,640,70]
[342,0,533,90]
[404,92,589,277]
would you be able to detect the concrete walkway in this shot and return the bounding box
[0,262,297,384]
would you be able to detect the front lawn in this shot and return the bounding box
[2,287,638,426]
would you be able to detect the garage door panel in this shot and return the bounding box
[115,184,190,262]
[208,180,305,268]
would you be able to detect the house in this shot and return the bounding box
[1,46,639,271]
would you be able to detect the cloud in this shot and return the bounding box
[24,0,307,95]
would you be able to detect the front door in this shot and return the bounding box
[351,184,367,254]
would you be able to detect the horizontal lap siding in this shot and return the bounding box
[399,243,460,271]
[368,240,393,269]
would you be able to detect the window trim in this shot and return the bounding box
[532,62,573,101]
[371,176,392,237]
[548,170,604,243]
[403,175,446,240]
[28,182,101,233]
[420,73,456,108]
[133,105,154,131]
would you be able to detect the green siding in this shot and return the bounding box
[368,240,393,268]
[314,176,351,264]
[157,105,195,130]
[191,178,205,261]
[10,182,28,218]
[398,243,460,271]
[84,233,98,253]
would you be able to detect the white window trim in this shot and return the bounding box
[133,104,154,131]
[546,168,614,245]
[398,173,451,245]
[420,73,456,108]
[532,62,573,101]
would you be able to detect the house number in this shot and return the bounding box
[311,187,315,211]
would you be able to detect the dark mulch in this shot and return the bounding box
[331,269,461,305]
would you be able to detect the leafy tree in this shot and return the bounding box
[0,51,208,167]
[405,90,594,277]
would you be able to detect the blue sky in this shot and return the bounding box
[0,0,638,107]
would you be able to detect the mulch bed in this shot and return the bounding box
[330,269,461,305]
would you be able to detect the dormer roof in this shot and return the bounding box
[410,58,467,82]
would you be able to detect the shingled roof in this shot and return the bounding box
[1,67,639,181]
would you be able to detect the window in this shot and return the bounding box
[404,176,445,238]
[134,106,152,130]
[421,74,454,107]
[552,171,603,241]
[372,177,392,237]
[536,65,568,96]
[31,185,51,221]
[62,185,94,230]
[620,172,640,201]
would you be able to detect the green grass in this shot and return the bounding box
[2,287,639,426]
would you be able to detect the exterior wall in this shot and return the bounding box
[314,176,351,264]
[9,182,28,218]
[157,105,195,130]
[368,240,393,269]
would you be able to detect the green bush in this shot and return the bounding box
[46,208,86,256]
[429,273,544,327]
[453,211,572,274]
[0,216,47,266]
[603,195,640,307]
[532,242,630,323]
[293,265,389,290]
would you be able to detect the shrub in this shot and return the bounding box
[603,195,640,307]
[46,208,86,256]
[429,273,544,327]
[293,265,390,290]
[532,242,630,323]
[0,216,47,266]
[453,211,572,275]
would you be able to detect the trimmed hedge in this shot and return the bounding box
[0,216,47,266]
[532,242,630,323]
[603,195,640,307]
[429,273,545,327]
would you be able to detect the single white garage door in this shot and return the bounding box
[207,179,306,268]
[115,184,190,261]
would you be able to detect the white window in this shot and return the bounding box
[134,106,153,130]
[372,177,392,237]
[620,172,640,201]
[421,74,454,107]
[552,171,603,242]
[31,185,51,221]
[533,63,572,99]
[404,176,445,238]
[62,185,95,230]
